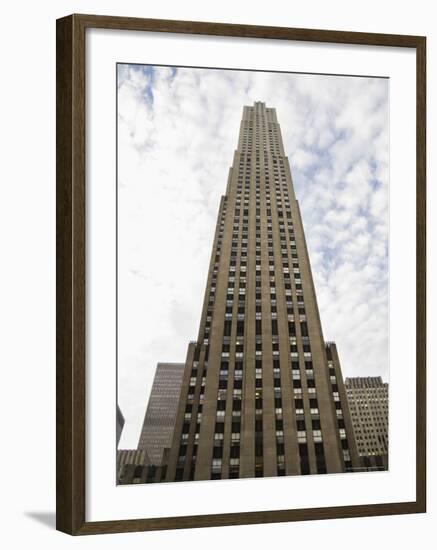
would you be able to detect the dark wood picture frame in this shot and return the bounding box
[56,13,426,535]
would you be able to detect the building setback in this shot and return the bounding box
[163,101,359,482]
[137,362,185,465]
[345,377,388,470]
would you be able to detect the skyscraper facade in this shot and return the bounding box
[345,376,388,470]
[165,102,359,482]
[137,362,185,465]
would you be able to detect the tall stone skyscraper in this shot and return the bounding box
[166,102,359,482]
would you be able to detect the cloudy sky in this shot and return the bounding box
[117,64,389,449]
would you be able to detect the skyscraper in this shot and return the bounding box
[345,376,388,470]
[165,102,359,482]
[137,362,185,465]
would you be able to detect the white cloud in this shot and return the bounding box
[117,65,389,448]
[291,148,318,171]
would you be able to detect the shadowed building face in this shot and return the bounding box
[137,362,185,465]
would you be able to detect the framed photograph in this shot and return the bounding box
[56,14,426,535]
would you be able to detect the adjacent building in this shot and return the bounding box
[117,448,150,483]
[137,362,185,465]
[117,448,170,484]
[345,376,389,471]
[116,404,125,447]
[163,102,360,482]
